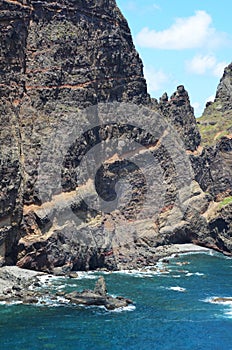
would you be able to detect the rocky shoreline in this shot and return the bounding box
[0,244,213,308]
[0,266,44,304]
[0,266,133,310]
[152,243,211,260]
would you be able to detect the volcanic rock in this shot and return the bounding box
[0,0,231,271]
[158,85,201,151]
[64,276,133,310]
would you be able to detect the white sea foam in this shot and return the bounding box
[167,249,215,261]
[109,304,136,313]
[203,296,232,319]
[56,296,70,304]
[185,272,204,277]
[113,267,170,278]
[56,284,68,290]
[224,310,232,319]
[37,271,98,287]
[36,295,70,307]
[114,270,153,278]
[85,303,136,313]
[203,296,216,304]
[168,286,186,292]
[160,285,186,292]
[0,300,23,306]
[74,272,98,280]
[37,274,64,286]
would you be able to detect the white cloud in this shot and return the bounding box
[144,66,169,92]
[186,55,216,75]
[136,10,227,50]
[192,102,201,116]
[186,54,227,77]
[193,95,216,118]
[212,61,227,78]
[205,95,215,104]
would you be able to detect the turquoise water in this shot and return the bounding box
[1,252,232,350]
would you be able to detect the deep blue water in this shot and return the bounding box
[1,252,232,350]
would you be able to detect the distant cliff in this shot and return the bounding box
[195,63,232,199]
[198,63,232,146]
[0,0,231,271]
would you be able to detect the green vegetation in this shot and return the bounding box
[44,21,85,43]
[219,196,232,208]
[197,101,232,147]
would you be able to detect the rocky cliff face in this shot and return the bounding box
[0,0,231,271]
[158,85,201,151]
[197,63,232,146]
[195,62,232,200]
[215,63,232,112]
[190,64,232,254]
[154,76,232,256]
[0,0,149,268]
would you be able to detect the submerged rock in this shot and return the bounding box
[211,297,232,303]
[69,272,79,279]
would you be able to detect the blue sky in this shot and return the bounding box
[116,0,232,116]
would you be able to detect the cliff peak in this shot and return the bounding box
[158,85,201,151]
[214,62,232,112]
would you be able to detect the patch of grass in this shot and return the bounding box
[219,196,232,208]
[215,130,228,140]
[197,102,232,147]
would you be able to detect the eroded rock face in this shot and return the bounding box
[0,0,149,267]
[158,85,201,151]
[191,137,232,200]
[193,62,232,200]
[0,0,231,271]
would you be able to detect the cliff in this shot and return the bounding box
[197,63,232,146]
[0,0,148,268]
[195,63,232,200]
[0,0,231,271]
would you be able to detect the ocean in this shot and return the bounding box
[0,251,232,350]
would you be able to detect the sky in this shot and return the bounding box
[116,0,232,117]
